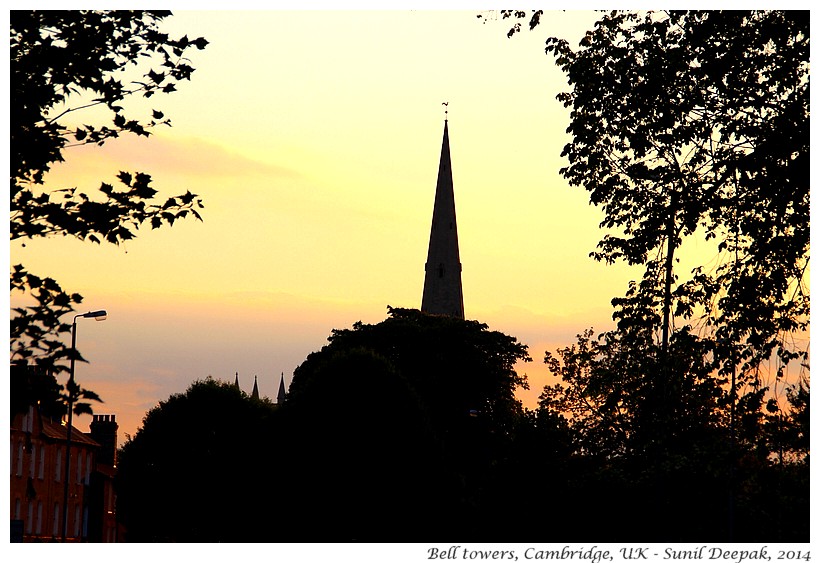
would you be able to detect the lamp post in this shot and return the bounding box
[61,309,106,542]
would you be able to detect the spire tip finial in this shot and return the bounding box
[442,101,449,121]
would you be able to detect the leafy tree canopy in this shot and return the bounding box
[492,10,809,541]
[509,10,809,379]
[290,307,531,439]
[116,378,278,542]
[281,307,532,540]
[10,11,208,373]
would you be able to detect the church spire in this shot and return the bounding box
[251,375,259,400]
[421,118,464,319]
[277,372,287,404]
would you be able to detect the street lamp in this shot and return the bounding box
[61,309,106,542]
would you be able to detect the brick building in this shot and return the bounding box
[10,406,120,542]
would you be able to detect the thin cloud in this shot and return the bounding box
[48,133,300,182]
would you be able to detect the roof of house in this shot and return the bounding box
[40,416,100,447]
[12,410,100,448]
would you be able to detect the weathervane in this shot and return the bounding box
[442,101,449,121]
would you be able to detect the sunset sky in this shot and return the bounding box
[12,9,683,440]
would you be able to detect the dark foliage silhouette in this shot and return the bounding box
[10,363,65,421]
[553,11,808,379]
[115,309,534,541]
[116,378,279,542]
[490,9,809,542]
[278,348,451,540]
[114,307,808,541]
[280,307,532,540]
[502,8,809,385]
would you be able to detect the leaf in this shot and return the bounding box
[80,388,103,402]
[117,171,133,186]
[73,403,95,416]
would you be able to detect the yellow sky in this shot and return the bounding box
[12,10,652,439]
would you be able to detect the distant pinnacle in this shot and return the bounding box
[277,372,287,404]
[251,375,259,400]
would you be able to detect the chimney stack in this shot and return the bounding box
[90,414,119,466]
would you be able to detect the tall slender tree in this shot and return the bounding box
[546,11,808,377]
[496,10,809,409]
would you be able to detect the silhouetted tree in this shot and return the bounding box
[759,375,810,464]
[542,325,721,455]
[517,9,809,393]
[491,10,809,541]
[539,324,733,540]
[278,348,450,540]
[280,307,532,540]
[11,11,207,377]
[10,362,63,420]
[116,378,279,542]
[537,322,809,541]
[13,361,104,424]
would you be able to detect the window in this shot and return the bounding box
[29,444,36,476]
[26,501,33,533]
[74,505,81,537]
[77,451,83,484]
[15,498,21,520]
[16,442,24,476]
[85,452,92,484]
[55,448,62,481]
[36,501,43,535]
[38,445,45,479]
[53,503,60,536]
